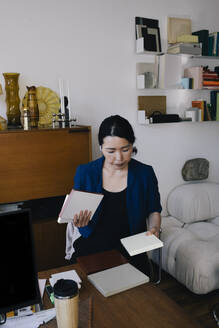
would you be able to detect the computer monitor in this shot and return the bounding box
[0,209,41,320]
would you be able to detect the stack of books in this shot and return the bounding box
[184,66,219,90]
[202,69,219,89]
[191,99,214,121]
[167,42,202,55]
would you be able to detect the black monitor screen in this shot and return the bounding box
[0,209,41,314]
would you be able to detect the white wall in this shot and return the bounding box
[1,0,219,214]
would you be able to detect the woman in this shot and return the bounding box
[68,115,162,275]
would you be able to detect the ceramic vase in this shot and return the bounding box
[26,86,39,128]
[3,73,21,127]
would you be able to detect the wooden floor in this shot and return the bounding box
[154,266,219,328]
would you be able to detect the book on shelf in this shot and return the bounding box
[192,30,209,56]
[208,34,214,56]
[167,42,202,55]
[210,91,218,120]
[184,66,203,89]
[203,80,219,86]
[206,104,213,121]
[209,32,219,56]
[176,34,198,43]
[181,77,193,89]
[192,100,205,121]
[216,93,219,120]
[203,86,219,90]
[203,72,219,80]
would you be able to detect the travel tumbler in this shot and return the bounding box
[54,279,79,328]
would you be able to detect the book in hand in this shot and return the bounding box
[88,263,149,297]
[58,189,104,223]
[120,232,163,256]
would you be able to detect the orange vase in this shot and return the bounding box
[3,73,21,127]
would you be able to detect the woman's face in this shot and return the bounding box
[101,136,133,170]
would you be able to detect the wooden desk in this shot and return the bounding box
[39,264,202,328]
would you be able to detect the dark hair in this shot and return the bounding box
[98,115,137,154]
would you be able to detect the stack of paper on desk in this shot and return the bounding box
[120,232,163,256]
[58,189,104,223]
[49,269,82,289]
[88,263,149,297]
[5,308,56,328]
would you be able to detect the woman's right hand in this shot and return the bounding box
[73,210,92,227]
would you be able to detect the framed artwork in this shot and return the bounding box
[135,17,162,53]
[135,16,159,39]
[167,17,192,44]
[142,27,162,52]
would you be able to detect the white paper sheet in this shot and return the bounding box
[38,279,46,299]
[49,269,82,289]
[5,308,56,328]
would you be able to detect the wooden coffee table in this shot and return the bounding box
[39,263,202,328]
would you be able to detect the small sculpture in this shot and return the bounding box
[182,158,209,181]
[26,86,39,128]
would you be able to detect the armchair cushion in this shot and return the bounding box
[167,182,219,223]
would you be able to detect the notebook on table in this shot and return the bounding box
[88,263,149,297]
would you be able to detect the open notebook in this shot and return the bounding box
[88,263,149,297]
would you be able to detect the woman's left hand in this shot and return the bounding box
[146,227,159,238]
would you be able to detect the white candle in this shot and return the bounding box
[59,78,65,114]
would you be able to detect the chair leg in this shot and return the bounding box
[213,304,219,326]
[154,247,162,285]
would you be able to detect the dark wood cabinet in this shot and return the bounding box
[0,127,92,270]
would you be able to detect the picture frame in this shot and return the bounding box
[135,16,159,39]
[167,17,192,44]
[142,27,162,52]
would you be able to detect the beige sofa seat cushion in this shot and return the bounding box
[156,216,219,294]
[167,182,219,223]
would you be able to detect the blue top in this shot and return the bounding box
[74,156,162,238]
